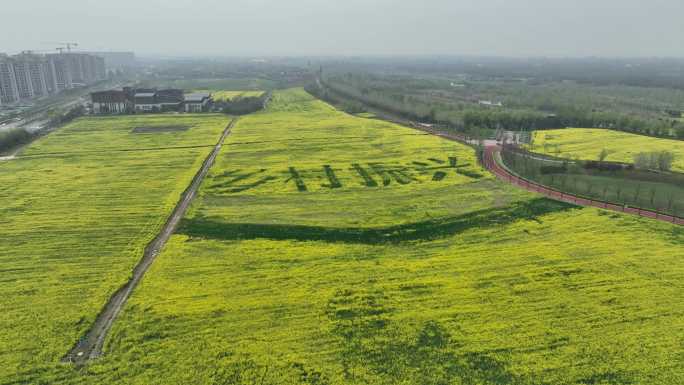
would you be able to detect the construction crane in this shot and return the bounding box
[63,42,79,52]
[42,42,79,53]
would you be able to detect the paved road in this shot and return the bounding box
[63,118,238,364]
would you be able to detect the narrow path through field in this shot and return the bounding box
[63,118,238,364]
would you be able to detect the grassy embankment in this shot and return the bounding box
[34,89,684,385]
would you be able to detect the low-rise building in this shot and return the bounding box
[479,100,503,107]
[133,91,157,112]
[133,89,184,112]
[91,90,133,114]
[156,89,185,111]
[91,88,216,115]
[184,92,212,112]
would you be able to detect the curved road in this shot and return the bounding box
[483,145,684,226]
[409,126,683,226]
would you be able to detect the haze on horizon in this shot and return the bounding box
[2,0,683,58]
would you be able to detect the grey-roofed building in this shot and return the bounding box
[134,92,157,112]
[133,89,184,113]
[184,92,212,112]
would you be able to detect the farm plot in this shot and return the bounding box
[211,90,266,103]
[530,128,684,172]
[0,114,231,383]
[241,91,265,98]
[210,91,246,102]
[41,89,684,384]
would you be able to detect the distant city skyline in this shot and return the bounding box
[2,0,683,58]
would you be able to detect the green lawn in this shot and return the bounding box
[0,114,231,383]
[530,128,684,172]
[23,89,683,385]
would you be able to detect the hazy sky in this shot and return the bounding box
[2,0,683,57]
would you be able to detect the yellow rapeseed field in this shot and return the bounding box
[3,91,683,384]
[0,114,231,383]
[531,128,684,172]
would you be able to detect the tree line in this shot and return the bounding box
[321,77,684,140]
[215,92,271,115]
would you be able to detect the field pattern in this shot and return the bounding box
[35,90,684,385]
[530,128,684,172]
[0,114,231,383]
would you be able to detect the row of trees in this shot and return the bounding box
[216,93,271,115]
[0,105,85,155]
[633,151,676,172]
[0,128,33,154]
[501,147,682,217]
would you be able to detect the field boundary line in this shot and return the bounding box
[17,144,217,159]
[63,117,239,364]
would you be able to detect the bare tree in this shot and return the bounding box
[634,184,642,203]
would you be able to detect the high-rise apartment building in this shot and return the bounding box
[0,55,20,104]
[46,54,73,92]
[11,53,50,98]
[0,51,107,105]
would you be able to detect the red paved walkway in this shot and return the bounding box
[411,125,682,226]
[483,145,684,226]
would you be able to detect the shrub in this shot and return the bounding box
[218,93,270,115]
[584,161,625,172]
[0,128,33,154]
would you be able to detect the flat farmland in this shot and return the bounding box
[211,90,266,102]
[530,128,684,172]
[0,114,231,383]
[47,90,684,384]
[207,91,245,102]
